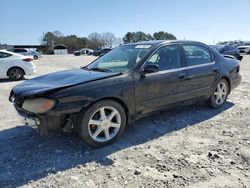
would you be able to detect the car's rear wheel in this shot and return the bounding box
[8,67,25,81]
[208,79,229,108]
[78,100,126,148]
[247,49,250,54]
[33,55,38,60]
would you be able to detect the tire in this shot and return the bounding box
[78,100,126,148]
[8,67,25,81]
[247,49,250,54]
[33,55,38,60]
[208,79,229,108]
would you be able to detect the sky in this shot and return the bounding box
[0,0,250,45]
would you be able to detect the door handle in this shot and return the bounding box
[178,73,186,80]
[213,68,219,73]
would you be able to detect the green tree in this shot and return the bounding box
[153,31,177,40]
[123,31,153,43]
[134,31,149,42]
[123,32,134,44]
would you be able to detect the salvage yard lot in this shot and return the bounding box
[0,55,250,187]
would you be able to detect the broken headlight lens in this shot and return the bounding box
[22,98,56,114]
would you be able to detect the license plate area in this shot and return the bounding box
[21,117,40,128]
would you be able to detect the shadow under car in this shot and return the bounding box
[0,101,234,187]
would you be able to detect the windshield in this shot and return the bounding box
[87,44,152,73]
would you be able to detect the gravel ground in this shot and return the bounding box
[0,54,249,188]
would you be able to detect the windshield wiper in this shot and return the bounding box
[86,67,112,72]
[81,66,90,71]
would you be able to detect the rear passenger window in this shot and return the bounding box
[0,52,12,58]
[14,49,27,53]
[183,45,212,66]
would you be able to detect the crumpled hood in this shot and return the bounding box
[12,69,119,96]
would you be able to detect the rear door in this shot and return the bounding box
[135,44,188,113]
[182,44,218,99]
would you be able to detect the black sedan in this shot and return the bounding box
[210,45,243,61]
[9,41,241,147]
[92,48,112,56]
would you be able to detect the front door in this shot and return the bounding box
[134,44,188,114]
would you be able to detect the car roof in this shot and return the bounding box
[122,40,207,47]
[0,49,29,57]
[0,49,13,54]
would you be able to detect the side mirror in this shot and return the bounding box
[141,64,159,75]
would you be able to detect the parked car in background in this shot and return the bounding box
[93,48,112,56]
[237,45,250,54]
[8,48,42,60]
[10,41,241,147]
[0,50,36,80]
[210,45,243,61]
[73,48,94,56]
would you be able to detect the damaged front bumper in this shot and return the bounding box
[9,90,88,135]
[13,103,68,135]
[14,104,40,128]
[21,117,40,128]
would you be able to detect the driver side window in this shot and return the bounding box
[146,45,182,71]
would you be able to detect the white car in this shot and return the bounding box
[237,45,250,54]
[0,50,36,80]
[8,48,42,60]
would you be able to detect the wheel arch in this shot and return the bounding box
[221,76,231,94]
[88,96,131,125]
[7,66,26,76]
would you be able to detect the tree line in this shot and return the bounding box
[41,30,177,53]
[41,31,122,53]
[123,31,176,44]
[217,40,248,45]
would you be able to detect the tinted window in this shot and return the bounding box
[0,52,12,58]
[183,44,212,66]
[103,49,111,53]
[223,45,234,51]
[146,45,182,71]
[227,45,236,50]
[14,49,27,53]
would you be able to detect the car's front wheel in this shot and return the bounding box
[208,79,229,108]
[78,100,126,148]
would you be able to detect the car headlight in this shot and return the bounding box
[22,98,56,114]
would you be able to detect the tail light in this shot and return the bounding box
[23,58,33,62]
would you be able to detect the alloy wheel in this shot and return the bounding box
[88,106,121,142]
[214,82,227,105]
[9,68,23,80]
